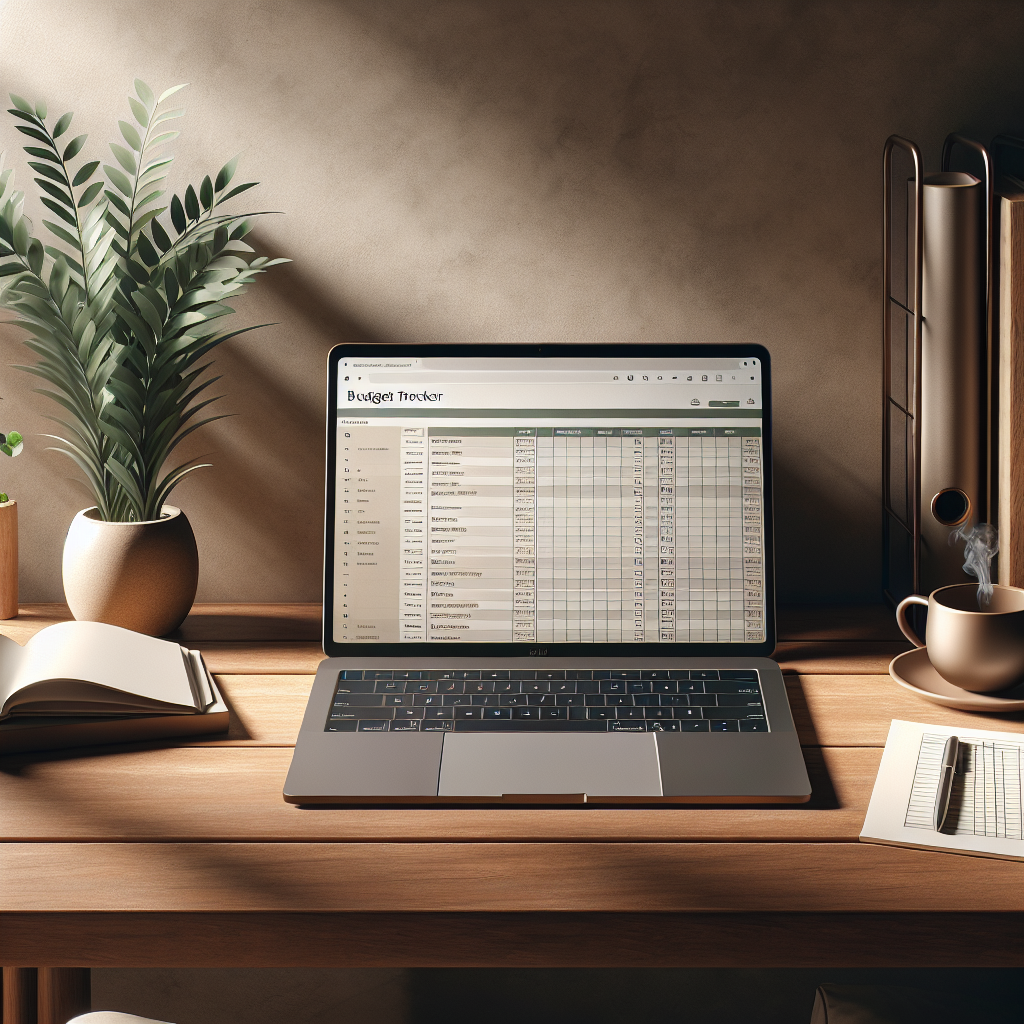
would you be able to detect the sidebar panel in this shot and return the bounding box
[335,425,401,642]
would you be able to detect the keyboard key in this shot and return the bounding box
[330,707,396,720]
[510,670,537,679]
[405,680,437,694]
[609,671,640,680]
[556,694,584,706]
[709,719,739,732]
[740,720,769,732]
[384,695,415,707]
[568,706,589,720]
[690,670,720,681]
[483,708,512,720]
[660,694,690,707]
[706,682,760,695]
[633,694,659,706]
[575,680,600,694]
[441,694,473,706]
[652,680,678,694]
[454,708,484,720]
[626,680,652,694]
[465,681,495,694]
[585,694,606,706]
[333,694,385,707]
[435,680,464,694]
[702,708,764,720]
[644,707,674,719]
[551,681,577,694]
[340,670,364,680]
[499,694,529,707]
[374,680,406,694]
[512,707,541,720]
[471,694,500,707]
[673,708,702,719]
[689,695,718,707]
[677,681,706,694]
[425,707,453,720]
[640,671,672,680]
[357,720,389,731]
[521,681,551,694]
[365,671,392,680]
[647,720,680,731]
[450,720,606,732]
[540,707,567,720]
[336,675,375,693]
[605,695,631,707]
[720,670,758,681]
[527,694,556,707]
[482,670,510,680]
[676,720,710,732]
[413,694,444,707]
[610,720,646,732]
[422,720,453,731]
[393,708,424,720]
[668,670,690,679]
[493,680,521,694]
[326,721,358,732]
[391,720,421,731]
[716,695,764,707]
[616,708,645,720]
[587,707,615,720]
[536,670,566,680]
[600,680,627,694]
[392,671,422,680]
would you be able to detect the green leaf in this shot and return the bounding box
[184,184,200,221]
[9,93,34,114]
[13,218,29,256]
[16,125,52,145]
[118,120,142,151]
[218,181,258,204]
[72,160,100,187]
[157,84,188,103]
[215,156,239,193]
[42,219,81,250]
[25,146,62,164]
[150,217,172,252]
[0,263,25,278]
[134,79,155,110]
[128,96,149,128]
[28,161,65,183]
[39,197,77,227]
[78,180,104,207]
[104,165,133,197]
[35,178,75,208]
[109,143,136,175]
[170,194,186,234]
[53,111,73,138]
[146,130,180,151]
[103,189,131,220]
[35,99,47,119]
[136,231,160,267]
[63,135,88,161]
[27,238,44,275]
[199,175,213,211]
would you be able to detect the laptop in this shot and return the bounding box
[284,343,811,804]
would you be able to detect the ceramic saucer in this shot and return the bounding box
[889,647,1024,712]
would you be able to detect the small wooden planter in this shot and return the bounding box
[0,499,17,619]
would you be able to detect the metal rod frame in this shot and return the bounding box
[883,135,923,600]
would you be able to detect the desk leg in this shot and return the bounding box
[2,969,37,1024]
[37,970,89,1024]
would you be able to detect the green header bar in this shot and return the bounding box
[426,427,762,437]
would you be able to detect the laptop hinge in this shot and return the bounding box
[501,793,587,804]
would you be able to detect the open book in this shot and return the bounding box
[0,621,228,753]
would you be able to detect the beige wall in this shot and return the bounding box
[1,0,1022,605]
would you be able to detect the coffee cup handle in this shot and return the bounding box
[895,594,929,647]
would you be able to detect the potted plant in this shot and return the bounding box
[0,426,23,618]
[0,80,287,634]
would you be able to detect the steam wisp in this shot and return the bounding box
[949,521,999,608]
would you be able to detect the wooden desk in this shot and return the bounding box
[1,604,1022,1019]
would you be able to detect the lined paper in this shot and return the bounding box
[904,733,1023,839]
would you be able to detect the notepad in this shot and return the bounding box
[860,720,1024,861]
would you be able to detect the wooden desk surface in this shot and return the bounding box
[1,604,1021,969]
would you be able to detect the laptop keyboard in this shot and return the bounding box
[324,669,768,733]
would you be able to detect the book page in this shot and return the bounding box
[2,621,198,717]
[861,720,1024,861]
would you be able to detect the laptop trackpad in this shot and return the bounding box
[437,733,662,798]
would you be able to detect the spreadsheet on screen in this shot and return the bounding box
[332,355,766,646]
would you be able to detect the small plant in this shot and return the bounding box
[0,427,23,502]
[0,79,287,521]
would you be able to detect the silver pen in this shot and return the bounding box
[932,735,960,831]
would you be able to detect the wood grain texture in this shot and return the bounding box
[2,842,1020,914]
[0,746,870,843]
[36,968,89,1024]
[2,968,36,1024]
[998,182,1024,588]
[788,675,1024,746]
[3,912,1020,969]
[0,502,17,621]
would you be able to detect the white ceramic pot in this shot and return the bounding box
[62,505,199,636]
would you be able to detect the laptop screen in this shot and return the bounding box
[324,344,773,657]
